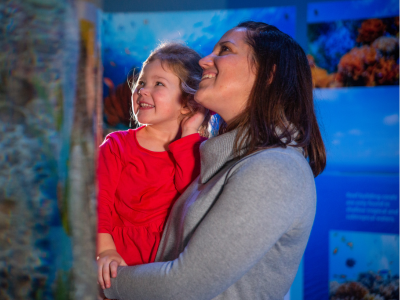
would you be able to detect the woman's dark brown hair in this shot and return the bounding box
[223,21,326,176]
[136,42,210,137]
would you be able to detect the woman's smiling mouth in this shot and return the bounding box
[201,73,217,80]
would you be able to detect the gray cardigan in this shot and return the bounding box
[104,129,316,300]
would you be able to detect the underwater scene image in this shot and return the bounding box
[329,230,399,300]
[102,6,295,87]
[308,16,399,88]
[314,86,399,172]
[101,6,295,130]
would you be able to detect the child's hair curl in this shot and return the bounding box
[133,42,210,137]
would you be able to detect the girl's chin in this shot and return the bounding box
[137,119,151,125]
[136,116,150,124]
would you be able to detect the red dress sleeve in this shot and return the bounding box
[169,133,207,194]
[97,133,125,234]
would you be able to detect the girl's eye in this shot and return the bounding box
[137,81,144,87]
[156,82,164,86]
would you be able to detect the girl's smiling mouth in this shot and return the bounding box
[138,101,155,109]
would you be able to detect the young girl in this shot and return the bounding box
[96,43,209,290]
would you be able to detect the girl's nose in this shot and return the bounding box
[138,87,149,96]
[199,53,214,69]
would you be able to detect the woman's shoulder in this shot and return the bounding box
[233,146,314,186]
[245,146,307,167]
[229,146,316,213]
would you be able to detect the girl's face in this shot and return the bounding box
[195,28,256,124]
[132,59,184,127]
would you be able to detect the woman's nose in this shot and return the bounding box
[199,53,214,69]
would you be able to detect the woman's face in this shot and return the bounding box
[195,28,256,124]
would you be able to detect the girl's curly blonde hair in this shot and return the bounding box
[133,42,210,137]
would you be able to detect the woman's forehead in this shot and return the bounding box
[218,27,248,44]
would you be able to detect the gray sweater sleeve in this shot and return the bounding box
[104,151,307,300]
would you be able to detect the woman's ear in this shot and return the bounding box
[268,64,277,84]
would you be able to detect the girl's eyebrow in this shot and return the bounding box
[139,74,169,82]
[152,75,169,82]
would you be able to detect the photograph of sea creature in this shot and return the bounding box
[329,231,399,300]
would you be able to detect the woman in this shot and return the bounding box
[103,21,326,300]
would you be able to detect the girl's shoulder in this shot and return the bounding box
[104,128,140,145]
[105,129,136,141]
[100,129,140,158]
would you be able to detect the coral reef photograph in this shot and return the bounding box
[308,17,399,88]
[329,231,399,300]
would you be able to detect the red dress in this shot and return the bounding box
[97,126,205,266]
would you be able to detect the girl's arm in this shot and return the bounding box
[103,151,314,300]
[97,233,127,289]
[97,135,127,289]
[98,232,117,253]
[169,133,205,194]
[169,111,207,193]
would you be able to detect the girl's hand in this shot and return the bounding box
[181,107,208,138]
[97,249,127,289]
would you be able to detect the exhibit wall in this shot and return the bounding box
[101,6,296,132]
[1,1,102,299]
[305,1,399,299]
[101,1,399,299]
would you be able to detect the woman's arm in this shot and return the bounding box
[104,150,310,300]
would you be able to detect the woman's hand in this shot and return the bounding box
[181,107,208,138]
[97,249,127,289]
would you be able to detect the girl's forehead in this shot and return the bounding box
[142,59,172,74]
[139,59,180,83]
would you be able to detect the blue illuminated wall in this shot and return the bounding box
[305,1,399,299]
[101,0,399,299]
[102,6,295,97]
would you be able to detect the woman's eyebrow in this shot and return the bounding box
[213,40,236,51]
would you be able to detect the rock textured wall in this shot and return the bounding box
[0,0,102,299]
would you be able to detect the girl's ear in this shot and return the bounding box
[181,106,190,115]
[180,104,191,115]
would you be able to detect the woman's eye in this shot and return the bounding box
[137,81,144,87]
[219,45,230,54]
[156,82,164,86]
